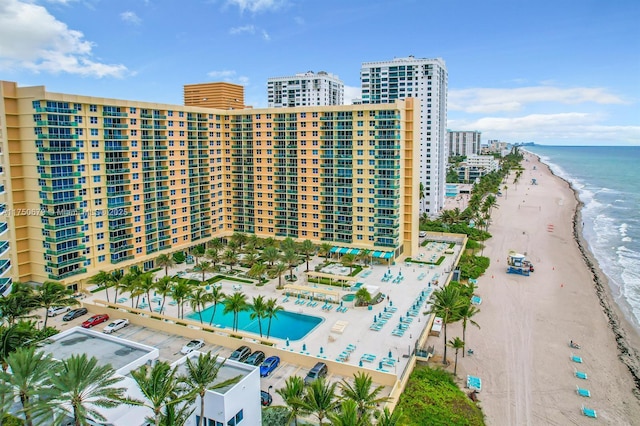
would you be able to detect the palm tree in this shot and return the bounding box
[339,372,389,423]
[276,376,305,426]
[170,280,192,319]
[0,284,37,325]
[227,240,240,255]
[328,399,366,426]
[375,407,403,426]
[34,281,78,329]
[264,298,284,339]
[190,287,211,324]
[341,253,356,274]
[222,249,239,272]
[299,377,339,425]
[138,273,156,312]
[279,237,297,253]
[207,286,226,327]
[2,347,54,426]
[184,353,242,426]
[192,245,205,266]
[273,262,288,289]
[109,269,126,303]
[206,249,221,272]
[447,337,465,375]
[261,246,280,267]
[459,302,480,357]
[0,322,38,372]
[503,184,508,199]
[42,354,136,426]
[281,249,299,279]
[222,292,248,332]
[247,263,267,283]
[207,238,224,252]
[198,261,213,283]
[87,271,113,303]
[130,361,194,426]
[318,243,333,261]
[155,254,175,278]
[355,287,372,307]
[247,234,259,250]
[263,237,276,248]
[299,240,316,272]
[242,252,259,269]
[359,249,372,267]
[249,295,267,337]
[426,285,467,365]
[155,276,173,313]
[230,232,248,251]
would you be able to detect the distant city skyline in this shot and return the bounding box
[1,0,638,146]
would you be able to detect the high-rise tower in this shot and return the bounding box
[267,71,344,108]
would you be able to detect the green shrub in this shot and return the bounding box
[173,252,186,264]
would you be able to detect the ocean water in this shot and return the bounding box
[527,145,640,332]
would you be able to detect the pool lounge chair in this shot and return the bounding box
[582,404,597,418]
[392,329,405,337]
[574,369,588,380]
[345,344,356,352]
[168,300,178,306]
[282,296,289,303]
[571,353,583,363]
[116,297,128,304]
[360,354,376,363]
[576,385,591,397]
[153,306,164,314]
[138,303,149,310]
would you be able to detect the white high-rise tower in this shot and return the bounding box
[360,56,448,216]
[267,71,344,107]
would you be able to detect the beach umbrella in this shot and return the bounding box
[286,338,290,347]
[384,307,387,312]
[400,316,403,323]
[374,316,377,323]
[302,343,307,352]
[378,313,382,319]
[388,350,393,358]
[320,347,324,354]
[390,300,393,306]
[378,361,383,370]
[359,360,363,367]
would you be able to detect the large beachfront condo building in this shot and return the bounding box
[267,71,344,108]
[0,81,419,287]
[447,130,481,157]
[360,56,448,217]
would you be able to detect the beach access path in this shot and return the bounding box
[441,152,640,425]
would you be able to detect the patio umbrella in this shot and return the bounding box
[374,316,377,322]
[390,300,393,306]
[302,343,307,351]
[378,361,383,370]
[286,338,290,347]
[320,347,324,354]
[388,350,393,358]
[359,360,363,367]
[400,316,403,323]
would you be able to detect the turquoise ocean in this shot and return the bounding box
[527,145,640,333]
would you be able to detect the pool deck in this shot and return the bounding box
[83,240,462,379]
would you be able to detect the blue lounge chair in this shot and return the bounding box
[575,369,588,380]
[138,303,149,309]
[582,404,597,418]
[168,300,177,306]
[571,354,583,363]
[345,344,356,352]
[576,386,591,397]
[392,329,405,337]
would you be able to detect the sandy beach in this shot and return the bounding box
[440,152,640,425]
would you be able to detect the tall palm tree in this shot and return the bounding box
[206,249,221,271]
[341,253,356,274]
[184,353,242,426]
[426,285,467,365]
[190,287,212,325]
[192,245,205,266]
[247,263,267,283]
[279,237,297,253]
[318,243,333,261]
[170,280,192,319]
[227,240,240,255]
[299,377,339,425]
[155,254,175,278]
[459,302,480,357]
[281,250,299,279]
[359,249,372,267]
[355,287,371,307]
[87,271,112,303]
[276,376,305,426]
[34,281,79,329]
[109,269,126,303]
[138,273,156,312]
[261,246,280,267]
[263,237,276,248]
[273,262,288,289]
[0,322,38,372]
[130,361,194,426]
[0,284,37,325]
[247,234,259,250]
[198,261,214,283]
[41,354,136,426]
[207,286,226,327]
[447,337,465,375]
[242,252,259,269]
[249,295,267,337]
[328,399,366,426]
[299,240,316,272]
[222,250,239,272]
[222,292,248,332]
[264,298,284,339]
[155,276,173,314]
[230,232,247,251]
[375,407,402,426]
[2,347,55,426]
[207,238,224,252]
[339,372,389,423]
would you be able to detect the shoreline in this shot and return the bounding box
[536,154,640,395]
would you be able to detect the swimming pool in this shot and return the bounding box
[186,308,323,341]
[342,294,356,302]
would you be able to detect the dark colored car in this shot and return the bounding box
[245,351,265,366]
[229,345,251,362]
[62,307,88,321]
[260,356,280,377]
[81,314,109,328]
[304,362,328,385]
[260,390,273,407]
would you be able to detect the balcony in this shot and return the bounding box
[103,111,128,117]
[48,267,87,281]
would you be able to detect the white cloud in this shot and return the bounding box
[120,11,141,25]
[229,24,255,35]
[261,30,270,41]
[344,85,362,104]
[226,0,286,13]
[449,113,640,144]
[294,16,304,25]
[449,86,627,114]
[0,0,128,78]
[206,69,250,86]
[43,0,78,4]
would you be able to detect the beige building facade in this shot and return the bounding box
[0,81,419,289]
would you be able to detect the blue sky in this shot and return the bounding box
[1,0,639,145]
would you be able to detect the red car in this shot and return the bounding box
[81,314,109,328]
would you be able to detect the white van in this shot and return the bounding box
[419,231,427,238]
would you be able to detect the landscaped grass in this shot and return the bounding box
[396,364,485,426]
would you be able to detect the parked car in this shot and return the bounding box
[260,390,273,407]
[229,345,251,362]
[245,351,265,366]
[304,362,328,385]
[47,306,71,317]
[259,356,280,377]
[103,319,129,334]
[180,339,205,355]
[81,314,109,328]
[62,307,88,321]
